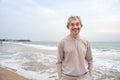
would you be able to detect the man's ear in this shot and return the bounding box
[67,25,69,29]
[81,24,83,28]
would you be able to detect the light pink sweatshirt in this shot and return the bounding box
[56,35,93,79]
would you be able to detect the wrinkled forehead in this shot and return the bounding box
[69,18,80,23]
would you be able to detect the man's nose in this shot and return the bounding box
[73,25,78,28]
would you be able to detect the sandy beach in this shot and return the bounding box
[0,67,29,80]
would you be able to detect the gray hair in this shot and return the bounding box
[67,16,82,28]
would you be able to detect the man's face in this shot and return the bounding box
[67,19,82,35]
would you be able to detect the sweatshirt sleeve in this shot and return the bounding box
[56,41,64,80]
[85,41,93,76]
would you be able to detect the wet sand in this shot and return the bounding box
[0,67,30,80]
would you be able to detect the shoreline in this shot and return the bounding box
[0,42,57,80]
[0,67,30,80]
[0,42,120,80]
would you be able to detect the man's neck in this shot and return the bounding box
[70,34,80,39]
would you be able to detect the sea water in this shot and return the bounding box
[0,41,120,80]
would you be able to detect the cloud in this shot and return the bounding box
[94,15,120,22]
[0,0,120,41]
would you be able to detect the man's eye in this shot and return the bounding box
[70,23,80,26]
[76,23,80,26]
[71,23,74,26]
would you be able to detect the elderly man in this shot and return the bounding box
[56,16,93,80]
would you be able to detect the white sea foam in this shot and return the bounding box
[0,42,120,80]
[17,42,57,50]
[92,49,120,80]
[17,69,50,80]
[0,43,57,80]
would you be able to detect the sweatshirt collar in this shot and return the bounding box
[68,35,80,40]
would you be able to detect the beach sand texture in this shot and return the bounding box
[0,67,29,80]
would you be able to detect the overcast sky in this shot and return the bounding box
[0,0,120,41]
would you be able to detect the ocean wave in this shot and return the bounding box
[17,42,57,50]
[0,42,120,80]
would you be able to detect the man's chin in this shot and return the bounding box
[72,33,79,35]
[72,32,79,35]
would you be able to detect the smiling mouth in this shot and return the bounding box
[72,28,79,30]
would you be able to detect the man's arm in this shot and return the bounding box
[85,41,93,77]
[56,41,64,80]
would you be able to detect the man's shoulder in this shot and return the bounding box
[79,36,90,45]
[61,35,70,41]
[80,36,88,41]
[58,35,70,44]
